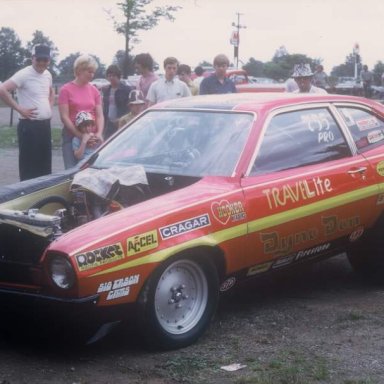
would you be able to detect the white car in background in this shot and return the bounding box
[90,78,110,90]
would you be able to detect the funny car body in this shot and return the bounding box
[2,93,384,349]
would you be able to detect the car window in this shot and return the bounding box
[337,107,384,152]
[228,74,247,84]
[92,110,254,177]
[251,108,351,175]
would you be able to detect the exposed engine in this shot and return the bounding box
[0,166,150,243]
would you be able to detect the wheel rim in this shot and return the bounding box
[154,259,208,335]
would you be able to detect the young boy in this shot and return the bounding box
[72,111,101,162]
[118,90,146,128]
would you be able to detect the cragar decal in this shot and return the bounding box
[159,214,211,240]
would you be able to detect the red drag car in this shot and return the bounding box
[1,93,384,349]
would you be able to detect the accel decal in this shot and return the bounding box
[75,242,124,271]
[127,230,158,256]
[211,200,246,225]
[262,177,332,209]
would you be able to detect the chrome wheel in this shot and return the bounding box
[154,259,208,335]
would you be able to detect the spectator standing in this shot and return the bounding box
[118,90,146,128]
[102,65,132,139]
[193,66,205,92]
[72,111,101,162]
[360,65,374,98]
[0,44,54,181]
[313,64,328,89]
[134,53,159,99]
[58,54,104,169]
[147,57,191,106]
[199,54,237,95]
[285,77,299,92]
[178,64,199,95]
[291,64,327,94]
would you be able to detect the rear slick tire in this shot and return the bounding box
[138,255,219,350]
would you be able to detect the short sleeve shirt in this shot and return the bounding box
[199,74,237,95]
[146,78,191,104]
[58,82,101,125]
[11,65,53,120]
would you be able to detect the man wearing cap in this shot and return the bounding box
[291,63,327,94]
[0,44,54,181]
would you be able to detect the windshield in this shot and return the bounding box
[92,110,254,177]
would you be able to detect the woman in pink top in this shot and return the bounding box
[58,54,104,169]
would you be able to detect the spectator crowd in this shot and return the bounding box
[0,44,378,182]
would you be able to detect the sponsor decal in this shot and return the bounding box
[356,117,380,131]
[220,277,236,292]
[262,177,333,209]
[127,230,158,256]
[211,200,246,225]
[272,254,295,269]
[377,193,384,205]
[260,228,318,255]
[295,243,331,261]
[376,161,384,177]
[97,274,140,301]
[76,243,124,271]
[322,215,360,236]
[159,214,211,240]
[349,227,364,242]
[247,262,272,276]
[367,130,384,144]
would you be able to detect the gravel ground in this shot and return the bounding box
[0,147,64,187]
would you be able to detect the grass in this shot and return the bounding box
[0,126,62,148]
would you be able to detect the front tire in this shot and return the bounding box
[138,255,219,350]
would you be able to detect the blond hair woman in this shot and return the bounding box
[58,54,104,168]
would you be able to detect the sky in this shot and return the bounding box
[0,0,383,74]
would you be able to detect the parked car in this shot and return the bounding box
[90,78,110,90]
[2,93,384,349]
[332,76,363,96]
[226,69,285,93]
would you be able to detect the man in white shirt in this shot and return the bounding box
[147,57,191,106]
[0,44,54,181]
[291,63,327,94]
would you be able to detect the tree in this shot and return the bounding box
[331,54,357,78]
[112,49,134,74]
[0,27,26,81]
[242,57,264,77]
[263,53,317,80]
[108,0,181,77]
[56,53,106,83]
[25,30,59,77]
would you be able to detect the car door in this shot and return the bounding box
[240,104,380,275]
[334,103,384,197]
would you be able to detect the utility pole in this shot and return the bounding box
[231,13,246,68]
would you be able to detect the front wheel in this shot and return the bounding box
[138,255,219,350]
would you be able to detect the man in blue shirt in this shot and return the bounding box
[200,54,237,95]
